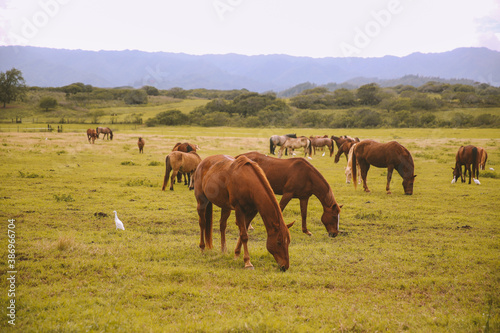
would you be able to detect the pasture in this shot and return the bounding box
[0,127,499,332]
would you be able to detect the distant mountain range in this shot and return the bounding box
[1,46,499,92]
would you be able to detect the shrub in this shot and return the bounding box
[124,89,148,105]
[39,96,58,111]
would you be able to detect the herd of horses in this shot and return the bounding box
[91,129,488,271]
[86,127,113,144]
[157,133,489,271]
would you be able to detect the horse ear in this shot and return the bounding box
[286,221,295,229]
[413,175,417,178]
[339,204,344,208]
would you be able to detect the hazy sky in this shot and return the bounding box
[1,0,499,58]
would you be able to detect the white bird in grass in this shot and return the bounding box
[473,178,481,185]
[113,211,125,230]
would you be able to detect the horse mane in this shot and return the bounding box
[234,156,282,219]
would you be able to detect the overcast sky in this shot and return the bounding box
[1,0,499,58]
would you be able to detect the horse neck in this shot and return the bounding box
[246,164,285,234]
[307,165,335,208]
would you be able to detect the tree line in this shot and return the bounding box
[1,68,499,128]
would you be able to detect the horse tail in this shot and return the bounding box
[329,139,334,157]
[352,148,358,189]
[162,155,172,191]
[307,139,312,156]
[270,137,274,154]
[205,201,213,249]
[109,129,113,140]
[472,146,478,179]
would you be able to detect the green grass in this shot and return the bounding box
[0,127,499,332]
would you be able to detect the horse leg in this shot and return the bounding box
[234,208,255,269]
[386,166,394,194]
[466,164,472,184]
[360,161,371,193]
[277,146,285,158]
[219,207,231,253]
[299,197,312,236]
[196,197,209,251]
[170,170,178,190]
[188,172,194,190]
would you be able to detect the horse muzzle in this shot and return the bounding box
[328,232,338,238]
[280,266,287,272]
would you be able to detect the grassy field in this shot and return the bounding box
[1,126,499,332]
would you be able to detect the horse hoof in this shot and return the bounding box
[244,265,254,270]
[303,230,312,236]
[386,191,392,195]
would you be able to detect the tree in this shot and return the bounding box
[124,89,148,105]
[39,97,58,111]
[0,68,27,108]
[357,83,382,106]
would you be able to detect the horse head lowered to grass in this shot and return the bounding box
[352,140,416,195]
[239,151,341,237]
[193,154,294,271]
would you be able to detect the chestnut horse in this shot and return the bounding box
[277,136,312,158]
[309,136,334,157]
[172,142,200,183]
[86,129,97,144]
[334,141,356,163]
[194,155,294,270]
[96,127,113,140]
[352,140,416,195]
[331,136,359,161]
[161,151,202,190]
[452,145,480,184]
[137,137,145,153]
[477,147,488,170]
[239,152,341,237]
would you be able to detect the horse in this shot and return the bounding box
[269,134,297,155]
[331,136,359,161]
[194,155,294,270]
[352,140,416,195]
[239,152,341,237]
[161,151,202,191]
[137,137,145,153]
[173,142,200,153]
[452,145,480,185]
[344,143,361,184]
[309,136,334,157]
[86,129,97,144]
[277,136,312,158]
[334,141,356,164]
[172,142,200,183]
[477,147,488,170]
[96,127,113,140]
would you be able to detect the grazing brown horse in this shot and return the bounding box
[86,129,97,144]
[137,137,145,153]
[161,151,202,191]
[309,136,334,157]
[172,142,200,183]
[239,152,341,237]
[352,140,416,195]
[331,136,359,161]
[96,127,113,140]
[334,141,356,163]
[452,145,480,184]
[194,155,294,270]
[277,136,312,158]
[477,147,488,171]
